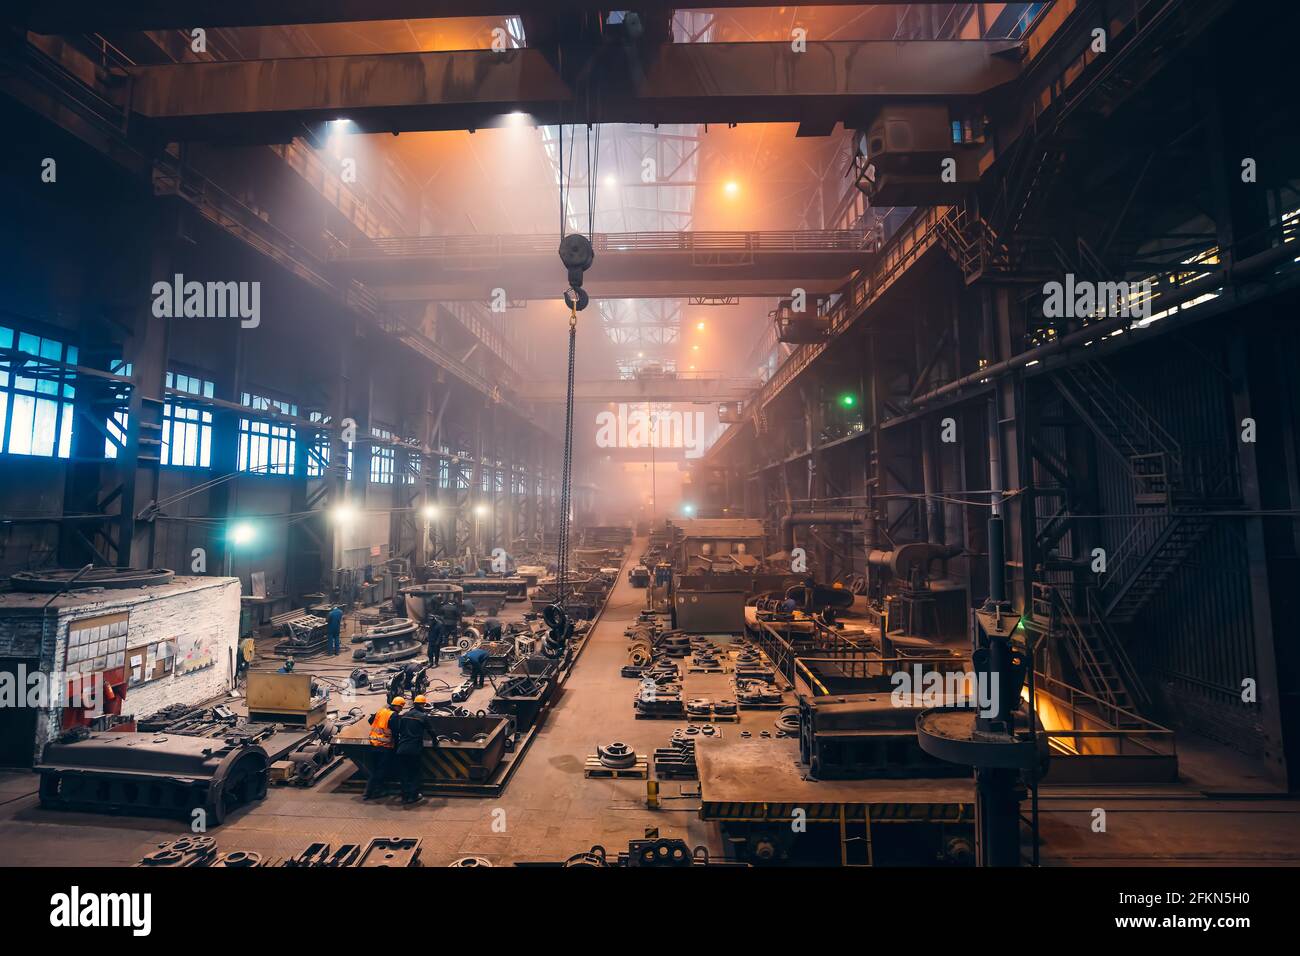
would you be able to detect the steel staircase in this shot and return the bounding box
[936,207,1081,287]
[1102,514,1211,624]
[1004,144,1069,238]
[1029,583,1150,718]
[1051,361,1211,625]
[1053,362,1183,484]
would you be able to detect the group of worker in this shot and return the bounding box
[365,694,438,804]
[317,599,505,802]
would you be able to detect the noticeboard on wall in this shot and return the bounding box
[126,635,175,688]
[66,612,129,676]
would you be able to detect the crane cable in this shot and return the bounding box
[554,121,600,611]
[556,302,577,609]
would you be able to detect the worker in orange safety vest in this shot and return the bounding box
[363,696,402,800]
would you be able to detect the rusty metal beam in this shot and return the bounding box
[124,40,1024,141]
[23,2,983,33]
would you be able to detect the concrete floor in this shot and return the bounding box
[1,540,1298,866]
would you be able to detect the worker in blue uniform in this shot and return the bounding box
[460,646,490,688]
[326,605,344,655]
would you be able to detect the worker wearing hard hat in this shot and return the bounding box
[392,694,434,805]
[363,696,402,801]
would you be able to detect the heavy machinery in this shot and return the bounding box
[852,104,983,206]
[37,732,269,826]
[916,512,1049,866]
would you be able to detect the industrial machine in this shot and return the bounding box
[916,512,1049,866]
[852,104,983,206]
[772,293,832,344]
[37,732,269,826]
[798,692,972,780]
[337,711,514,787]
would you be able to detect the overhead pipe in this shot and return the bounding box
[987,399,1005,603]
[908,240,1299,410]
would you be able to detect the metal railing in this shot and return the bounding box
[442,300,531,384]
[1034,672,1175,759]
[752,205,958,413]
[795,654,972,697]
[335,229,874,259]
[1060,363,1184,476]
[271,141,406,241]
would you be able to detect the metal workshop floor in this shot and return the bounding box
[1,538,1298,866]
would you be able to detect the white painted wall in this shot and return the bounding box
[35,577,241,758]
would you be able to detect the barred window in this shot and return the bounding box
[161,371,214,467]
[369,426,394,485]
[238,391,297,475]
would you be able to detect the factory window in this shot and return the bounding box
[0,326,76,459]
[370,426,394,484]
[238,391,297,476]
[305,412,352,479]
[401,452,419,484]
[103,360,132,459]
[438,457,450,489]
[305,426,328,477]
[161,371,215,468]
[306,412,329,477]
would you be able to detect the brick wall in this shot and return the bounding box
[0,577,240,762]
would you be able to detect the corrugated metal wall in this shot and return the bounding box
[1038,339,1263,755]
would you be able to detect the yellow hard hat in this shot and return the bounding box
[414,695,428,705]
[391,696,406,707]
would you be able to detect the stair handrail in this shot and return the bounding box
[1086,587,1150,714]
[1099,513,1180,617]
[1043,585,1114,705]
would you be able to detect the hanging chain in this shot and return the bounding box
[556,304,578,610]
